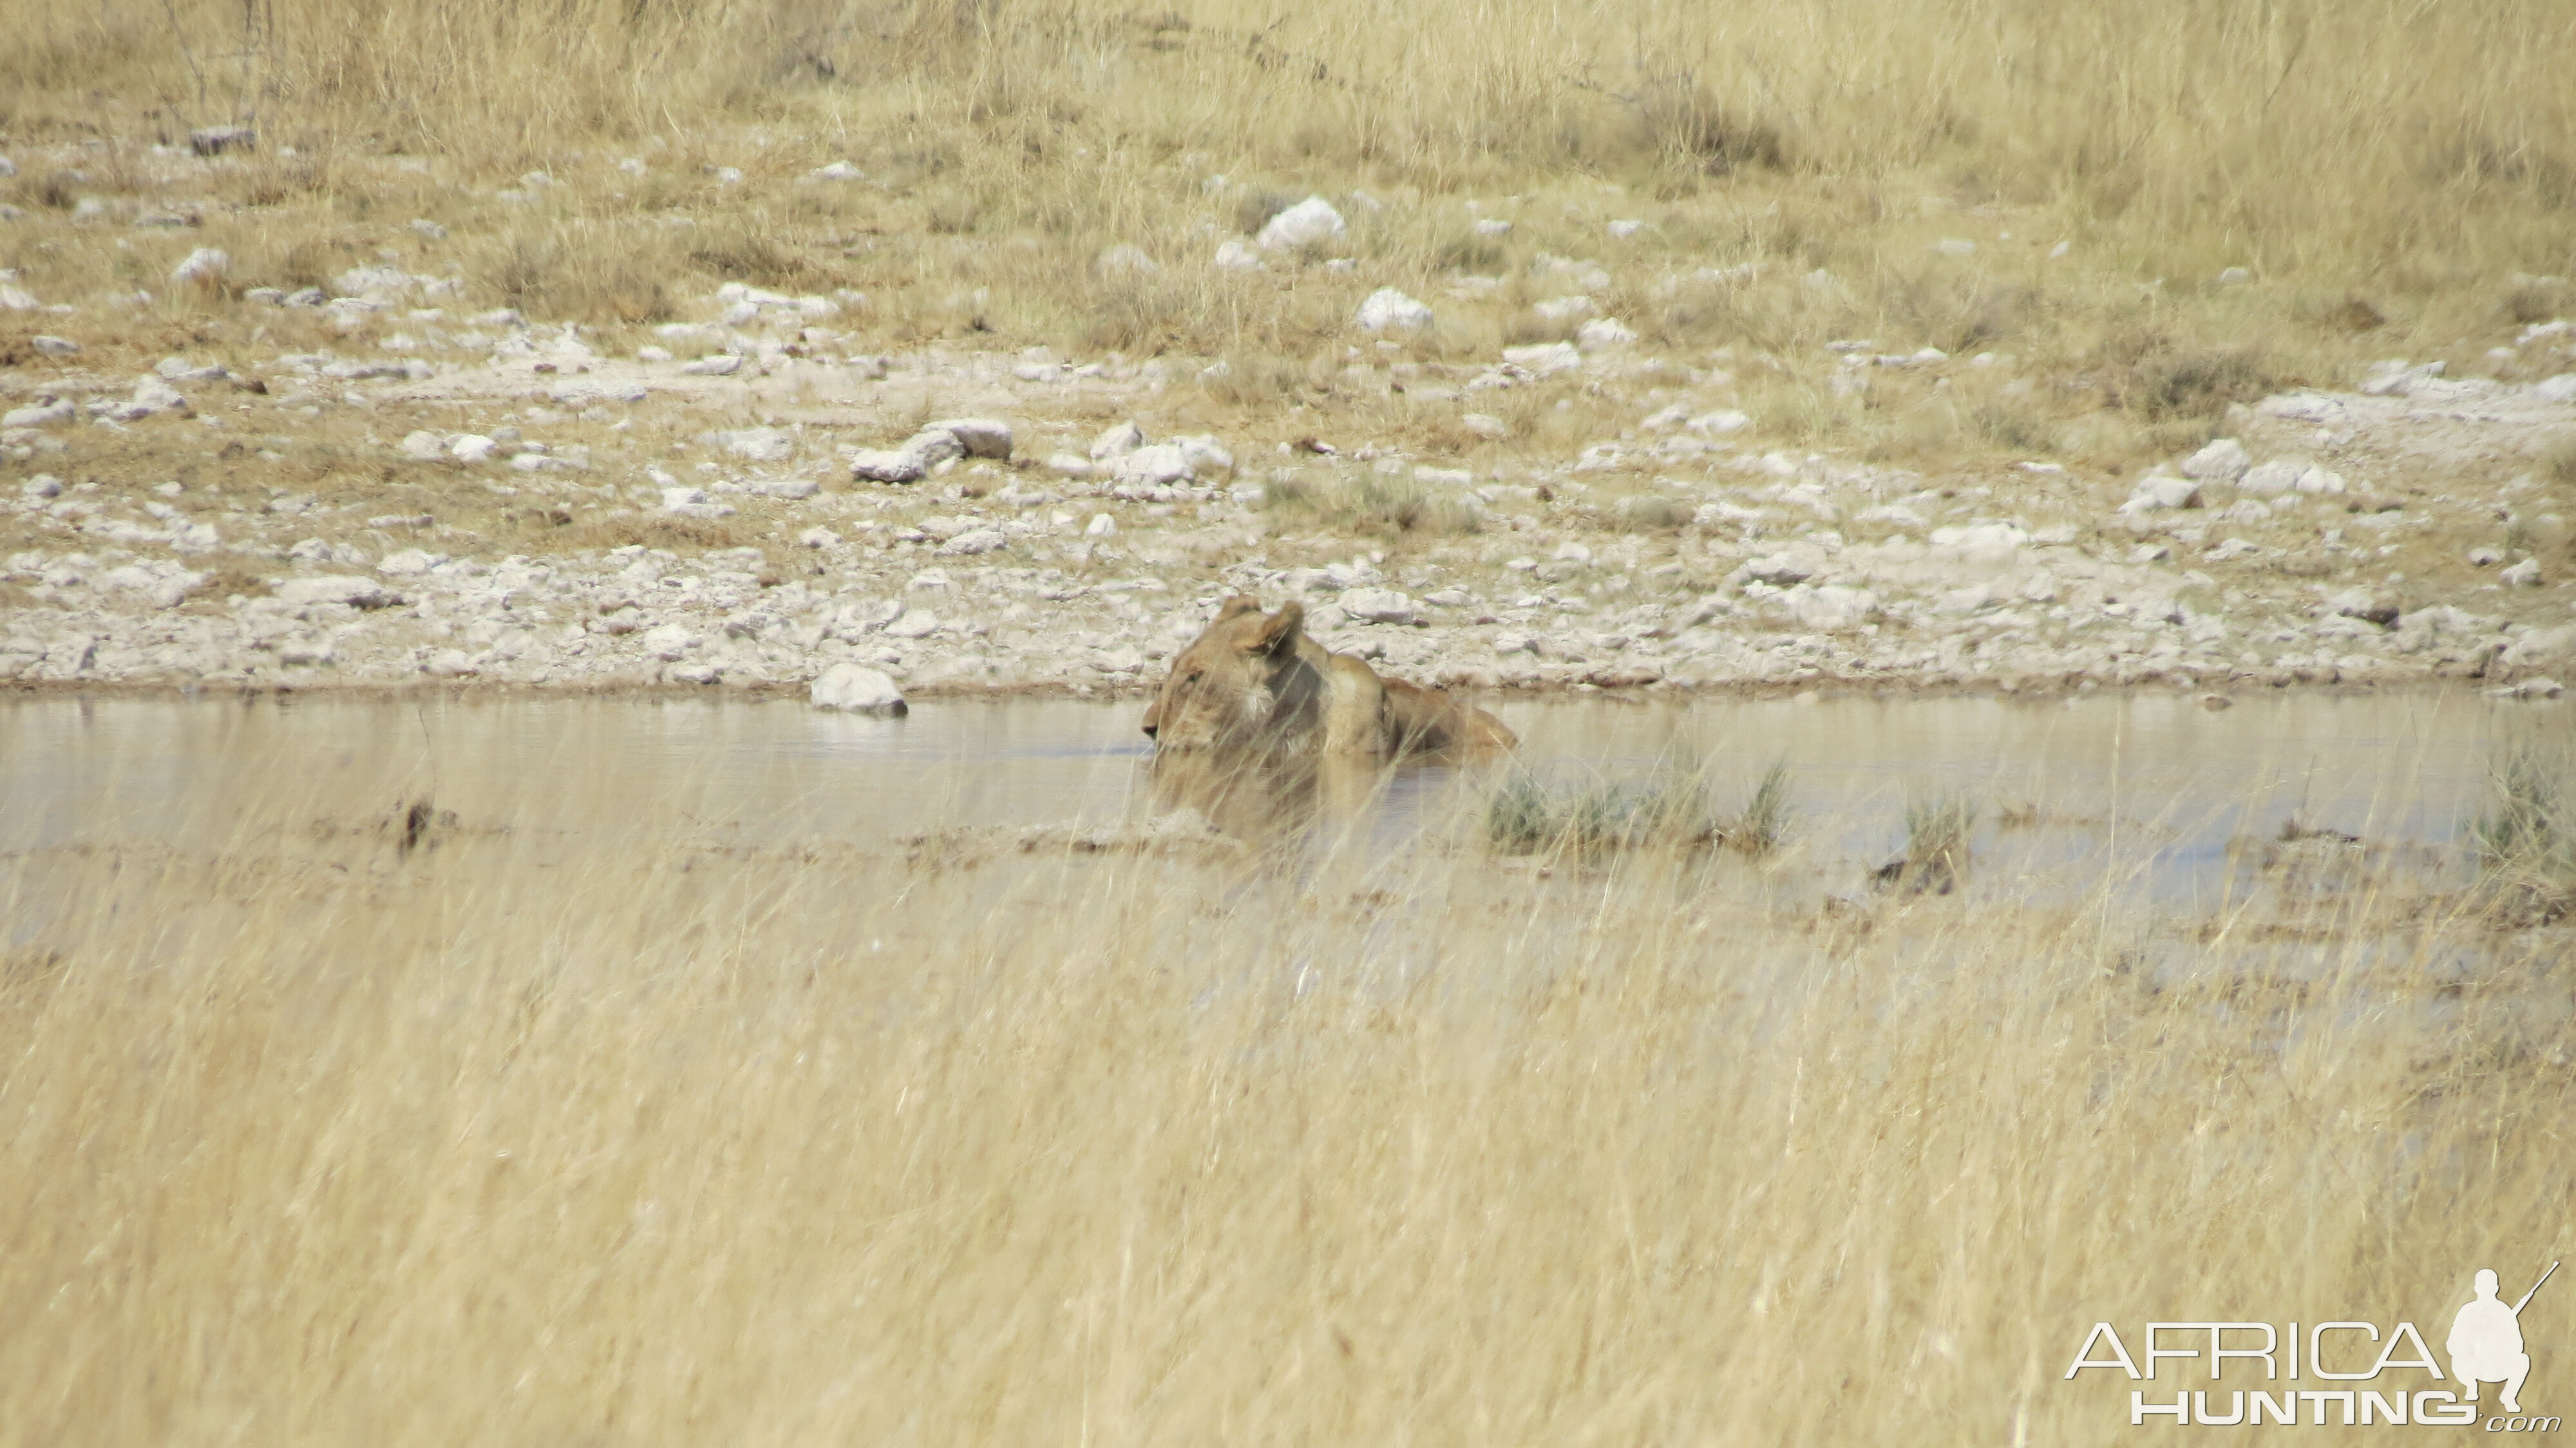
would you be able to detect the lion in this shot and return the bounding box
[1142,596,1516,758]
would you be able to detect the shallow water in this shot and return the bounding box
[0,689,2530,904]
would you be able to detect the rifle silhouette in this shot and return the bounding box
[2513,1262,2559,1316]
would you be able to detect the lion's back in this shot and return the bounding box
[1380,676,1516,756]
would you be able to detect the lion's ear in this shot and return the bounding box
[1213,595,1262,623]
[1245,601,1304,656]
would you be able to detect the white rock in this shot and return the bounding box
[1500,341,1582,377]
[811,663,907,714]
[2119,475,2203,513]
[1461,413,1510,440]
[1338,587,1419,624]
[1045,452,1092,479]
[1086,513,1117,537]
[379,549,442,575]
[1109,444,1195,487]
[2535,374,2576,404]
[850,450,926,484]
[155,356,229,382]
[30,335,77,356]
[1687,409,1751,436]
[449,434,497,463]
[1096,244,1158,276]
[1256,196,1347,251]
[1737,553,1812,586]
[1577,317,1638,349]
[398,430,446,461]
[1173,434,1233,477]
[853,428,963,484]
[274,575,399,609]
[124,377,189,417]
[1791,585,1877,629]
[1607,219,1645,239]
[2293,466,2346,495]
[3,401,75,428]
[408,218,448,240]
[2217,266,2252,285]
[1533,295,1596,322]
[810,160,864,182]
[797,526,837,548]
[641,624,697,660]
[2181,438,2250,482]
[1935,238,1977,256]
[2239,460,2304,496]
[904,429,965,470]
[927,417,1013,459]
[718,427,794,461]
[1356,289,1433,332]
[939,528,1007,556]
[681,354,743,376]
[1090,421,1146,461]
[1212,239,1265,271]
[0,285,37,310]
[2504,558,2544,588]
[750,477,819,499]
[170,247,230,285]
[2360,359,2443,396]
[882,609,941,639]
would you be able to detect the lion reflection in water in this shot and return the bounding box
[1139,596,1515,835]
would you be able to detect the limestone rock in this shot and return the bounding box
[1356,289,1433,332]
[811,663,908,714]
[1256,196,1347,251]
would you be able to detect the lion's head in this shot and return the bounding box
[1141,596,1310,750]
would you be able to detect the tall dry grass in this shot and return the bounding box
[10,0,2574,269]
[9,0,2571,477]
[1,767,2567,1445]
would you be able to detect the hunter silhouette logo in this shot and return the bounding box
[2065,1262,2559,1429]
[2455,1264,2554,1416]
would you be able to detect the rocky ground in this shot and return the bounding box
[9,228,2576,706]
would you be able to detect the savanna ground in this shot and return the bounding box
[5,3,2576,1442]
[6,0,2576,697]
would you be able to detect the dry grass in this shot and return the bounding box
[3,1,2572,469]
[1,759,2570,1445]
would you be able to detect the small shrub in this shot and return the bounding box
[1433,234,1507,272]
[1713,763,1793,857]
[1232,189,1298,236]
[2470,743,2576,922]
[1627,71,1786,176]
[2095,329,2275,419]
[1484,773,1710,856]
[687,225,842,292]
[1611,496,1691,530]
[1264,470,1480,536]
[2474,745,2573,877]
[1875,792,1976,893]
[2541,436,2576,490]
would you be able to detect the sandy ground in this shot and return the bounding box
[8,274,2576,708]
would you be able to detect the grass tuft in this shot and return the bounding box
[1265,470,1482,536]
